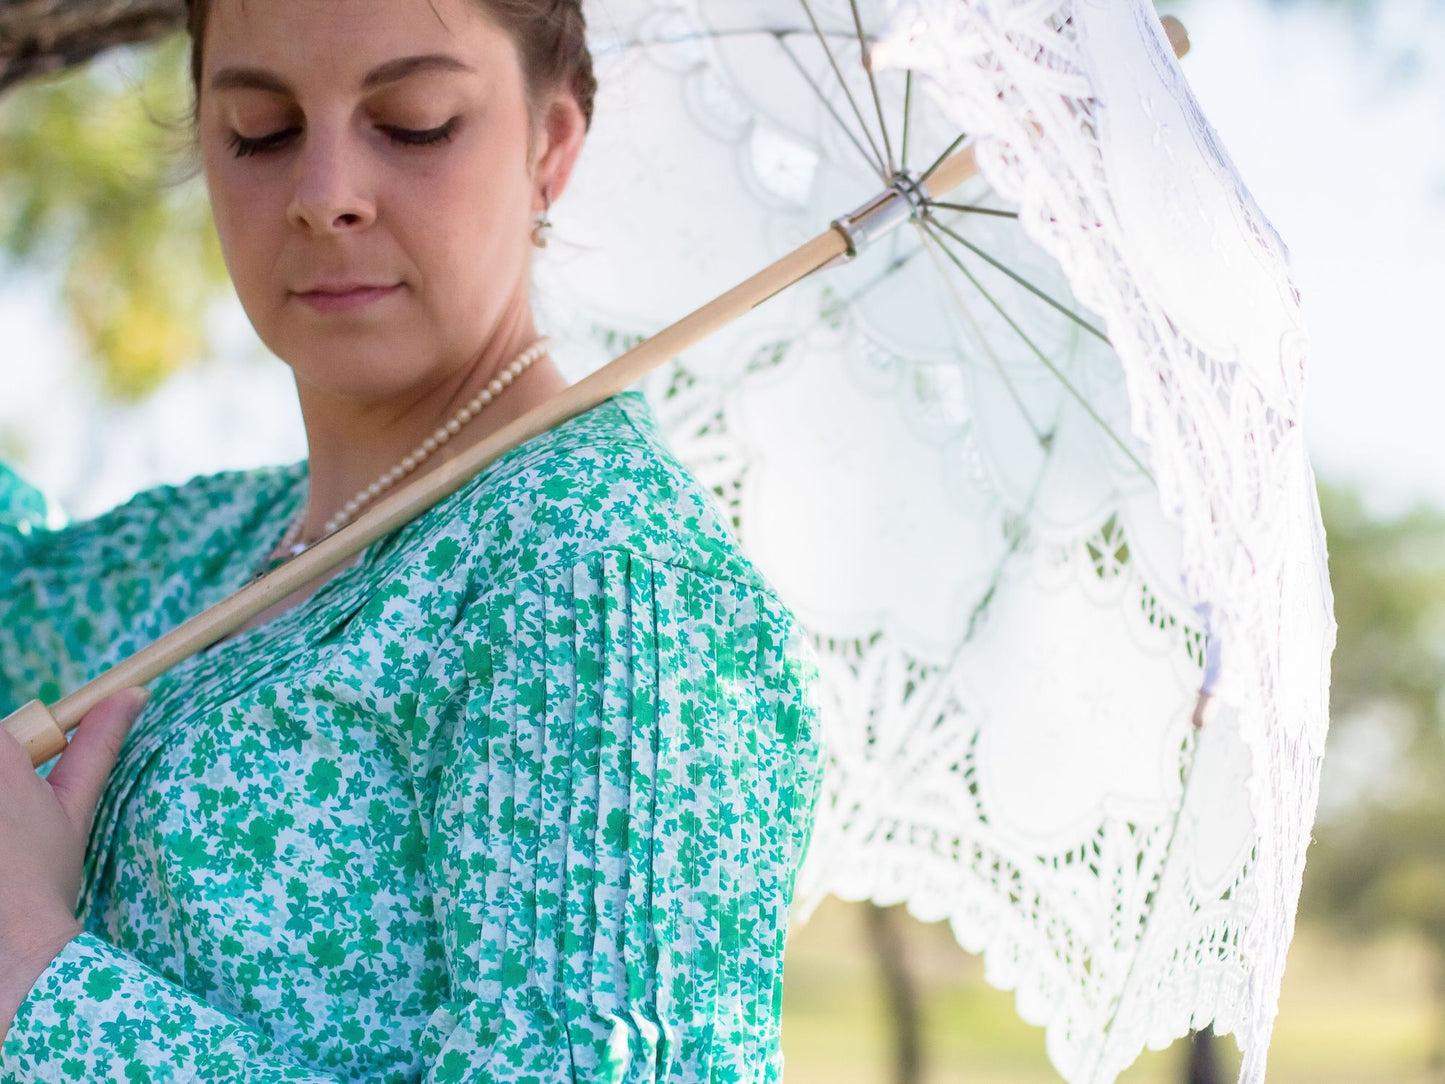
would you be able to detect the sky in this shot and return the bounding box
[1166,0,1445,514]
[2,0,1442,518]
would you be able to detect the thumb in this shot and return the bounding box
[47,687,150,836]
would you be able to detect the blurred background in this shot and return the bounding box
[1,0,1442,1081]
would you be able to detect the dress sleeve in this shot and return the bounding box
[0,462,222,725]
[0,462,87,722]
[0,462,72,769]
[415,545,826,1082]
[0,545,826,1083]
[0,463,61,543]
[0,933,341,1082]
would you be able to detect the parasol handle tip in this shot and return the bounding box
[1160,15,1191,59]
[4,699,69,769]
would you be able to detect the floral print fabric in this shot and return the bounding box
[0,391,825,1082]
[0,464,52,537]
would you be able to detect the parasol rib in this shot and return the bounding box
[928,200,1019,219]
[775,32,890,184]
[846,0,898,177]
[923,211,1110,341]
[918,131,971,189]
[916,214,1155,481]
[912,218,1053,444]
[900,69,914,175]
[796,0,890,179]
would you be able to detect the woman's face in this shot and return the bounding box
[198,0,564,406]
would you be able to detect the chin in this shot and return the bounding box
[274,328,438,405]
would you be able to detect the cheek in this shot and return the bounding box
[204,179,298,359]
[205,162,282,291]
[397,159,526,288]
[412,158,510,239]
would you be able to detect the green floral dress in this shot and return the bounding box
[0,390,825,1083]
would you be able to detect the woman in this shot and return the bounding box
[0,0,826,1079]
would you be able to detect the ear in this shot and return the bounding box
[530,90,589,211]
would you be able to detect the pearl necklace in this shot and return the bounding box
[255,336,551,579]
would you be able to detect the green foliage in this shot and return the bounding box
[1317,485,1445,773]
[0,35,227,401]
[1306,801,1445,943]
[1300,485,1445,961]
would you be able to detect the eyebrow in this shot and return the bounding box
[209,53,475,95]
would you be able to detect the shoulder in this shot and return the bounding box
[441,390,769,596]
[0,462,60,535]
[15,461,300,577]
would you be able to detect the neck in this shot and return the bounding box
[289,320,571,546]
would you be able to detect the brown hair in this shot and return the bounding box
[183,0,598,138]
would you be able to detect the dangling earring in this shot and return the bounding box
[531,189,553,249]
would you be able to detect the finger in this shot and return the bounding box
[46,687,150,835]
[1159,15,1191,59]
[1191,690,1214,731]
[0,714,46,799]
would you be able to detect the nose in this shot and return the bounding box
[286,125,376,235]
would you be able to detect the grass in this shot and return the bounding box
[779,897,1442,1083]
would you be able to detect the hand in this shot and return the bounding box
[0,687,150,1043]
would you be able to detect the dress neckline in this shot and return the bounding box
[203,389,651,659]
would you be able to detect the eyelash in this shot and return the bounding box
[226,118,459,159]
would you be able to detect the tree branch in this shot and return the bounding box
[0,0,184,94]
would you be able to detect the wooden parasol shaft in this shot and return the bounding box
[5,147,981,769]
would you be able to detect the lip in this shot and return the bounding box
[292,282,403,313]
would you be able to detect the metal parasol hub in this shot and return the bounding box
[825,166,935,269]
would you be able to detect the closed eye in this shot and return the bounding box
[379,118,459,147]
[226,118,459,159]
[227,127,301,158]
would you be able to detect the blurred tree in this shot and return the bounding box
[1297,485,1445,1072]
[865,902,924,1084]
[0,33,226,399]
[1313,487,1445,773]
[1185,1025,1224,1084]
[0,0,184,94]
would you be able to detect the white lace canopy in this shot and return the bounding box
[532,2,1336,1079]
